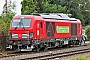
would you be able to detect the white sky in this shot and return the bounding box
[0,0,22,15]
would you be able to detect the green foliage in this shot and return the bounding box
[0,19,7,32]
[21,0,69,14]
[0,13,15,35]
[2,53,8,56]
[21,0,38,14]
[21,0,90,26]
[42,1,69,13]
[71,56,90,60]
[0,0,16,35]
[50,0,90,26]
[85,25,90,40]
[72,9,84,25]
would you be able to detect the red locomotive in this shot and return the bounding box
[6,13,85,51]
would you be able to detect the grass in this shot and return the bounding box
[2,53,8,56]
[71,55,90,60]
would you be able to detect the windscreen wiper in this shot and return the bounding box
[20,19,25,30]
[15,19,25,30]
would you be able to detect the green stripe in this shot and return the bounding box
[56,26,69,33]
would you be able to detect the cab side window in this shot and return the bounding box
[40,22,42,28]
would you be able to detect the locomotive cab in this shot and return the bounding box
[6,16,35,50]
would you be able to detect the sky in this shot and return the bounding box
[0,0,22,15]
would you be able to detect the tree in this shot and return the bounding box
[69,0,90,26]
[36,0,43,13]
[3,0,16,14]
[0,0,16,35]
[21,0,69,14]
[21,0,38,14]
[50,0,90,26]
[85,25,90,40]
[0,19,7,31]
[42,1,69,13]
[7,0,16,13]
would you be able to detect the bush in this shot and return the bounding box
[0,13,15,36]
[0,19,7,33]
[85,25,90,40]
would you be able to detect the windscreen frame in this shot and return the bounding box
[11,18,32,28]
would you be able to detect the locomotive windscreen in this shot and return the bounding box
[12,18,31,28]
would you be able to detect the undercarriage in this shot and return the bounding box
[6,37,85,51]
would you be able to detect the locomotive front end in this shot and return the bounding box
[6,15,34,51]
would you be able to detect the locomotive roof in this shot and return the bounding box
[30,13,78,21]
[13,13,80,22]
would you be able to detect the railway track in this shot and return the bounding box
[27,47,90,60]
[0,45,90,60]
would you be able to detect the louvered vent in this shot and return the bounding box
[71,23,77,36]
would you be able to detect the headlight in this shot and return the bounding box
[12,34,18,38]
[22,34,29,38]
[22,33,33,38]
[9,33,18,38]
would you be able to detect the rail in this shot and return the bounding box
[0,45,90,60]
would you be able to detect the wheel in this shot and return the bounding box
[80,36,86,46]
[72,40,76,46]
[32,45,40,52]
[80,40,85,46]
[55,42,59,47]
[43,44,48,51]
[82,35,86,41]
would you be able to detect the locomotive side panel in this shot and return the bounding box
[54,21,71,38]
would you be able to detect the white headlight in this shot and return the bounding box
[12,34,18,38]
